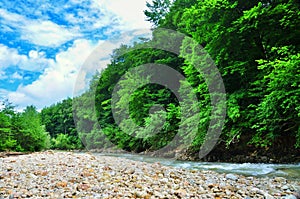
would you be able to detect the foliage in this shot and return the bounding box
[50,133,81,150]
[144,0,172,26]
[72,0,300,153]
[0,103,50,152]
[250,47,300,147]
[40,98,82,149]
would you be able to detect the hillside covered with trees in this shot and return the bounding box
[1,0,299,162]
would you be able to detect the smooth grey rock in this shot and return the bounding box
[225,173,238,181]
[282,185,290,190]
[264,193,275,199]
[283,195,297,199]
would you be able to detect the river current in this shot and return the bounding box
[95,153,300,180]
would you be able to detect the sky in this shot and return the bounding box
[0,0,152,110]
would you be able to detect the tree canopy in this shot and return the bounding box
[73,0,299,154]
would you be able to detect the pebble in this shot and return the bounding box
[274,177,287,183]
[0,151,299,198]
[283,195,297,199]
[225,173,238,181]
[282,185,290,190]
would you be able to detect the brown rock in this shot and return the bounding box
[55,181,68,188]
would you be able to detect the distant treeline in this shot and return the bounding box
[0,100,82,151]
[0,103,50,151]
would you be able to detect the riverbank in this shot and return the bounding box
[0,151,299,198]
[88,144,300,164]
[0,152,29,158]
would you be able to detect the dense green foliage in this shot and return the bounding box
[0,102,50,152]
[73,0,299,153]
[0,98,82,152]
[40,98,82,150]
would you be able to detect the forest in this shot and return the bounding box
[1,0,299,161]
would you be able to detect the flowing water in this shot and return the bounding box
[96,153,300,180]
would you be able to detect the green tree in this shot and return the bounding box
[41,98,81,149]
[14,106,50,151]
[251,47,300,147]
[0,102,51,152]
[144,0,173,26]
[0,101,17,151]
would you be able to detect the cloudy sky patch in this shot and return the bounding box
[0,0,152,109]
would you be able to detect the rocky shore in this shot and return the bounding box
[0,151,299,199]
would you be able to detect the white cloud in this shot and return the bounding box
[8,29,151,109]
[2,0,153,109]
[28,50,39,59]
[8,39,100,109]
[21,21,80,47]
[0,71,8,80]
[0,8,24,23]
[92,0,151,31]
[0,0,152,47]
[0,8,79,47]
[12,72,23,80]
[0,88,9,100]
[64,6,118,32]
[0,44,26,69]
[0,44,54,71]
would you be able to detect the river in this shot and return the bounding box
[95,153,300,180]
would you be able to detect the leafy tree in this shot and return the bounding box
[13,106,50,151]
[0,101,17,151]
[41,98,81,149]
[144,0,173,26]
[0,102,50,152]
[250,46,300,147]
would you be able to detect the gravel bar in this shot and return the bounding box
[0,151,299,199]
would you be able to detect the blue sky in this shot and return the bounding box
[0,0,152,110]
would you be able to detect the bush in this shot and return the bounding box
[51,134,81,150]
